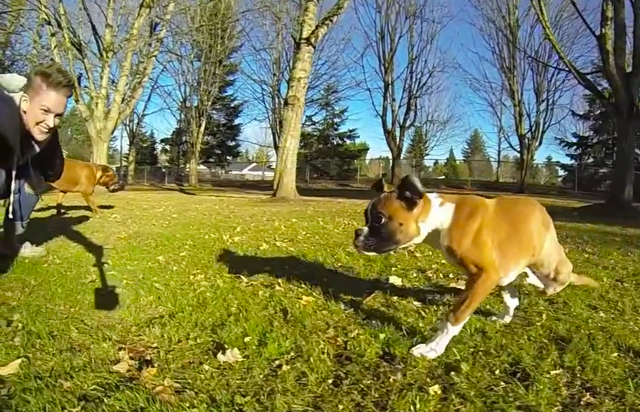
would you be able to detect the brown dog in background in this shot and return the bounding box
[49,158,123,216]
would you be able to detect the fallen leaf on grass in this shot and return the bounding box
[217,348,244,364]
[300,296,315,305]
[388,276,403,286]
[140,367,158,383]
[428,384,442,395]
[59,380,73,391]
[153,385,177,405]
[0,358,25,376]
[112,361,130,374]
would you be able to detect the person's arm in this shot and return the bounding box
[0,89,21,169]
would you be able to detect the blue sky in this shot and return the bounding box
[137,1,576,166]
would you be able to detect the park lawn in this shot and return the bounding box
[1,189,639,412]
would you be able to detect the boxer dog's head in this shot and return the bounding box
[354,174,431,255]
[96,165,123,193]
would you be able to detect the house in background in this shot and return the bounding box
[225,162,275,180]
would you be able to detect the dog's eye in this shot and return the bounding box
[372,214,386,226]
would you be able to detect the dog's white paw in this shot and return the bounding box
[489,314,513,324]
[410,341,446,359]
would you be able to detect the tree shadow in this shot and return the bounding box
[545,203,640,229]
[34,204,116,214]
[0,214,119,311]
[216,249,488,337]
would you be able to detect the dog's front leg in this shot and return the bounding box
[411,270,499,359]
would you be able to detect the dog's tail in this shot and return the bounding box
[570,273,600,288]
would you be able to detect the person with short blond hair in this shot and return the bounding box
[0,62,73,258]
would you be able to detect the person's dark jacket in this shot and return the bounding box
[0,89,64,183]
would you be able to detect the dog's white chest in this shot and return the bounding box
[422,228,459,267]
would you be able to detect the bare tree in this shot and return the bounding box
[239,0,356,157]
[353,0,451,185]
[267,0,352,199]
[35,0,175,164]
[160,0,240,186]
[123,67,165,184]
[245,124,276,164]
[0,0,30,73]
[463,0,573,193]
[416,88,461,157]
[533,0,640,206]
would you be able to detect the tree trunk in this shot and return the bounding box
[272,43,315,199]
[607,116,636,206]
[516,149,531,193]
[127,144,137,184]
[390,151,403,186]
[92,138,110,165]
[189,155,198,187]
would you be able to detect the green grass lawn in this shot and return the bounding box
[1,189,639,411]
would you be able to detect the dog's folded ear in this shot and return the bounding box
[371,175,395,193]
[396,174,425,210]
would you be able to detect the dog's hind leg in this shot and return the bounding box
[490,284,519,324]
[56,191,66,215]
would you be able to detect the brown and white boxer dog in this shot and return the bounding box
[50,158,123,216]
[353,174,598,359]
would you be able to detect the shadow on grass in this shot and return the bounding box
[34,204,116,214]
[0,214,119,311]
[126,178,606,202]
[216,249,475,337]
[545,203,640,229]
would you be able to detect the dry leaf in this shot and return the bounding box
[141,367,158,382]
[300,296,315,305]
[428,384,442,395]
[112,361,130,374]
[217,348,244,364]
[0,358,25,376]
[388,276,403,286]
[164,377,181,388]
[59,380,73,391]
[153,385,177,405]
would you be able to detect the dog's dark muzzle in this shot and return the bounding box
[108,182,124,192]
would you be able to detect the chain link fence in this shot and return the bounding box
[116,158,634,198]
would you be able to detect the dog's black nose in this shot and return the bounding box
[355,228,366,238]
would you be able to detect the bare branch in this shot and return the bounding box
[353,0,451,183]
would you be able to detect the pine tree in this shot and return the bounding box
[136,130,159,166]
[57,106,92,161]
[299,82,368,179]
[499,154,518,182]
[443,147,460,179]
[199,46,243,165]
[462,129,493,179]
[404,126,428,176]
[542,155,559,185]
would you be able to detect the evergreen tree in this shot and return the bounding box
[431,159,445,177]
[199,46,243,165]
[299,82,368,179]
[462,129,493,179]
[542,155,559,185]
[160,122,188,168]
[136,130,159,166]
[404,126,428,176]
[443,147,460,179]
[499,154,519,182]
[57,105,92,161]
[557,92,619,191]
